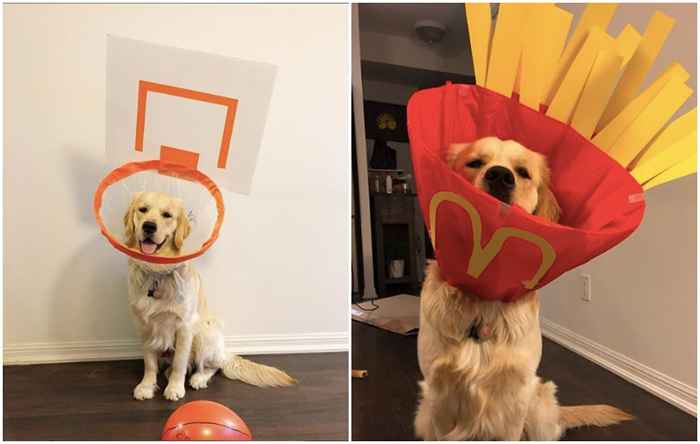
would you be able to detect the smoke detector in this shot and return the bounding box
[414,20,447,44]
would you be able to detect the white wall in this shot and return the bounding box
[4,4,349,362]
[540,3,696,414]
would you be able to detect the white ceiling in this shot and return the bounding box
[358,3,469,50]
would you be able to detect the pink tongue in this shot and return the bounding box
[140,242,158,255]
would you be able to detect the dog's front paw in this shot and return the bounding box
[133,382,157,400]
[189,373,210,390]
[164,382,186,401]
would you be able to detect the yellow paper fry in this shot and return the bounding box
[571,48,623,138]
[607,78,692,167]
[513,4,536,96]
[598,11,676,129]
[635,108,697,168]
[642,153,697,191]
[615,25,642,68]
[544,3,618,106]
[465,3,493,87]
[546,27,609,124]
[632,129,696,184]
[519,5,573,110]
[592,62,690,151]
[486,3,530,97]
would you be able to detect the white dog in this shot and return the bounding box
[124,191,295,401]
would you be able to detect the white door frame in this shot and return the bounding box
[351,4,378,301]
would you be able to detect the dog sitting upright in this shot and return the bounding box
[124,191,295,401]
[414,137,631,440]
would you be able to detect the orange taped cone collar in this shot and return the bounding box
[93,160,225,265]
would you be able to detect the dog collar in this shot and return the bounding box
[147,279,159,298]
[466,318,492,342]
[135,262,186,299]
[132,260,187,277]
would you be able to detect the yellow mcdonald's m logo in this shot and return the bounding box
[428,191,556,289]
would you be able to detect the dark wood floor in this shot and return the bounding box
[352,321,696,441]
[4,352,348,440]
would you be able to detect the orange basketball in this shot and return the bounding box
[161,400,252,441]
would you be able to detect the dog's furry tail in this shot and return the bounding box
[221,354,297,388]
[559,405,633,429]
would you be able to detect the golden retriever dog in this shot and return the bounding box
[124,191,295,401]
[414,137,631,440]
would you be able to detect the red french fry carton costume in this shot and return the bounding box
[408,83,645,302]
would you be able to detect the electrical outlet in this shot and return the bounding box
[580,274,592,302]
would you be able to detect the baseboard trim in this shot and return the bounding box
[3,332,348,366]
[541,318,697,417]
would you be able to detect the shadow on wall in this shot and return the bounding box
[53,147,223,343]
[54,146,238,344]
[65,146,111,226]
[49,235,134,342]
[48,147,134,342]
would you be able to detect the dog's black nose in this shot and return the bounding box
[142,221,157,235]
[484,166,515,190]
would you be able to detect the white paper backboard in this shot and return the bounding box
[106,35,277,194]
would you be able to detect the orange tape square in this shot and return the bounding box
[135,80,238,169]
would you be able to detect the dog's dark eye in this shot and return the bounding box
[138,207,148,213]
[162,212,172,219]
[516,167,531,179]
[466,159,484,168]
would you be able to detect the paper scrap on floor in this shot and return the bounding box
[351,294,420,335]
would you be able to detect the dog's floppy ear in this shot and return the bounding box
[446,143,472,168]
[173,208,191,251]
[123,193,142,248]
[534,164,561,223]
